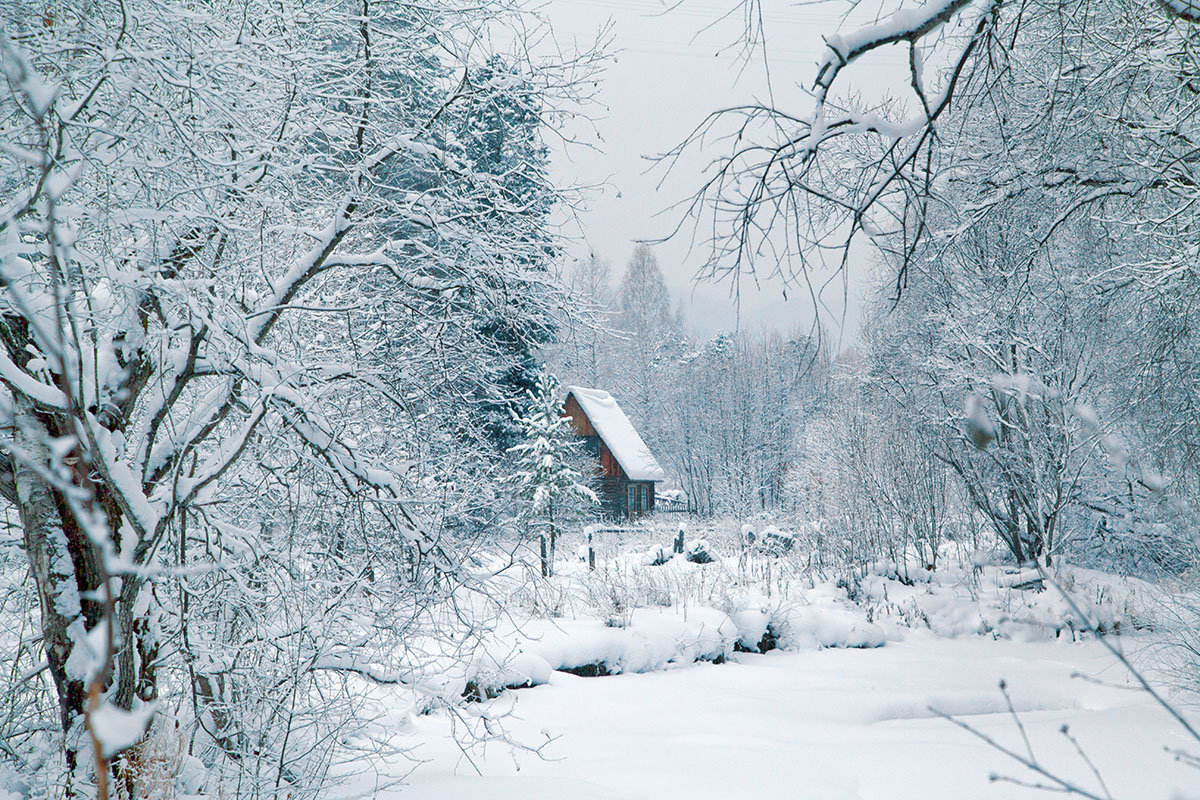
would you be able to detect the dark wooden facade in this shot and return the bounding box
[563,393,656,520]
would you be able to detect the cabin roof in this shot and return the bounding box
[565,386,667,482]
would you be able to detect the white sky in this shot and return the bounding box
[535,0,910,343]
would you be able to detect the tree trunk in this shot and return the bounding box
[10,395,155,792]
[195,672,246,759]
[547,506,556,578]
[12,399,102,774]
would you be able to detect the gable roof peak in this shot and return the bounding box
[565,386,667,482]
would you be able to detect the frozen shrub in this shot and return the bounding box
[759,528,795,557]
[686,539,716,564]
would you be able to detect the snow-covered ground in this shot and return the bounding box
[364,634,1195,800]
[308,528,1193,800]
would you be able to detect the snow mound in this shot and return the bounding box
[467,607,738,695]
[466,595,886,700]
[858,561,1158,641]
[773,604,887,650]
[731,594,886,652]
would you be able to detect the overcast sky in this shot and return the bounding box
[534,0,909,344]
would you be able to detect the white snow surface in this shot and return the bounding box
[354,635,1195,800]
[468,607,737,690]
[325,542,1183,799]
[566,386,667,481]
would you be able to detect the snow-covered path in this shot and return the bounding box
[375,635,1196,800]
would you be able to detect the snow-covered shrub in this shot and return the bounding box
[758,527,796,557]
[686,539,716,564]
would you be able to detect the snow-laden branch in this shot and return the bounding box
[817,0,979,91]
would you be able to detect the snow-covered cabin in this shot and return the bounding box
[563,386,666,520]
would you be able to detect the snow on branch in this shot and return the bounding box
[817,0,978,91]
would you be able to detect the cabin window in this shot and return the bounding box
[640,485,648,512]
[627,484,637,514]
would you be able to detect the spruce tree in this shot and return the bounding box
[507,374,597,576]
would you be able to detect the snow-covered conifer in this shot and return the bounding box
[506,374,597,576]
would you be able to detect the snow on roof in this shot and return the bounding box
[566,386,667,482]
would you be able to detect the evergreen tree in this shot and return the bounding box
[458,56,560,450]
[506,374,597,576]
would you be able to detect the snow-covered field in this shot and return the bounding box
[371,634,1193,800]
[5,520,1189,800]
[305,527,1195,800]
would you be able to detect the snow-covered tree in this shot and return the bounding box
[456,55,563,451]
[608,246,687,456]
[667,328,823,518]
[677,0,1200,295]
[668,0,1200,573]
[0,1,598,794]
[506,374,597,577]
[558,253,616,389]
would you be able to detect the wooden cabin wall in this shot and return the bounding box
[563,394,595,436]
